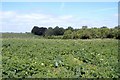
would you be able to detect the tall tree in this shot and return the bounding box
[66,26,74,31]
[31,26,47,36]
[82,26,88,29]
[53,26,65,35]
[45,27,54,36]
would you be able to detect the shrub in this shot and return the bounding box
[80,33,92,39]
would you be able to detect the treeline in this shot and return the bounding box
[31,26,120,39]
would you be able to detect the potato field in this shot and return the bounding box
[1,34,119,78]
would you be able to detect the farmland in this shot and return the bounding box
[1,33,119,78]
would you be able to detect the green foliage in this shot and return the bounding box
[31,26,47,35]
[1,35,119,78]
[2,33,43,39]
[78,29,92,39]
[115,29,120,39]
[89,28,101,38]
[45,27,54,36]
[30,26,120,39]
[53,26,64,35]
[63,30,73,39]
[45,36,63,39]
[66,26,74,31]
[63,26,120,39]
[100,27,109,38]
[82,26,88,30]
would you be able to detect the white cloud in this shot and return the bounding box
[16,13,51,20]
[0,11,16,19]
[0,11,118,32]
[1,11,77,32]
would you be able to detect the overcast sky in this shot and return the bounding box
[0,2,118,32]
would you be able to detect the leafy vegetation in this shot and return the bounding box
[31,25,120,39]
[2,33,43,39]
[1,34,119,78]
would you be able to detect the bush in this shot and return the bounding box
[63,34,72,39]
[80,33,92,39]
[45,36,63,39]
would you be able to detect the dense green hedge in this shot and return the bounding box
[31,26,120,39]
[63,28,120,39]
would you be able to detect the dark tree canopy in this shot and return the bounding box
[101,26,108,28]
[45,27,54,36]
[82,26,88,29]
[66,26,74,31]
[31,26,47,36]
[53,26,65,35]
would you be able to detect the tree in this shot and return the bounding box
[90,28,101,38]
[53,26,59,35]
[53,26,65,35]
[63,30,73,39]
[72,31,79,39]
[66,26,74,31]
[82,26,88,29]
[31,26,47,36]
[79,29,92,39]
[106,29,115,38]
[101,26,108,29]
[114,28,120,39]
[45,27,54,36]
[100,27,109,38]
[114,25,120,29]
[59,27,65,35]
